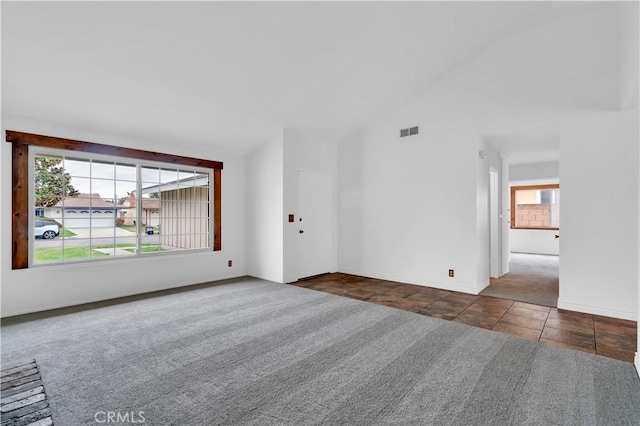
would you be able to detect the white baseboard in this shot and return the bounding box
[635,353,639,376]
[337,267,482,295]
[557,300,637,321]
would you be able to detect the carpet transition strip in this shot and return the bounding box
[0,360,53,426]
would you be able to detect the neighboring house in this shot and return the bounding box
[120,193,161,227]
[40,193,122,228]
[140,174,210,249]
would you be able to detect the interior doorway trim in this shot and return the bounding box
[490,167,500,278]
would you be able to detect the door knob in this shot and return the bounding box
[555,235,559,239]
[299,230,304,234]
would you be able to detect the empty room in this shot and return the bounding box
[1,1,639,425]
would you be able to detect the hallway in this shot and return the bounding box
[482,253,559,307]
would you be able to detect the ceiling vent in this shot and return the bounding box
[400,126,419,138]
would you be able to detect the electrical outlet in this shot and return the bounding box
[448,269,454,278]
[228,260,233,267]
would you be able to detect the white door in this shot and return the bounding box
[297,170,332,279]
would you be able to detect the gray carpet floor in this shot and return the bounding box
[482,253,559,307]
[2,277,639,425]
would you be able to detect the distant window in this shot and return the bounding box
[510,184,559,230]
[35,208,44,217]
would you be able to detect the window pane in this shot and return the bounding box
[35,155,66,209]
[196,173,210,186]
[91,237,116,257]
[91,160,115,180]
[68,177,90,198]
[114,237,136,257]
[92,179,115,201]
[56,238,91,263]
[116,181,137,203]
[116,163,136,181]
[514,187,559,229]
[179,170,196,181]
[141,166,159,183]
[160,169,179,184]
[33,233,63,264]
[65,157,91,177]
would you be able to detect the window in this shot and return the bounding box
[7,131,222,269]
[510,184,559,230]
[31,151,213,264]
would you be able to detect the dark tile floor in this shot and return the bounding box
[291,273,638,363]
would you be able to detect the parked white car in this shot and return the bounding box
[34,221,59,239]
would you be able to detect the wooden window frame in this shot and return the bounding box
[7,130,223,270]
[510,183,559,230]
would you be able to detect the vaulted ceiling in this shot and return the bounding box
[2,2,636,156]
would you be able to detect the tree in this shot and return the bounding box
[35,157,80,207]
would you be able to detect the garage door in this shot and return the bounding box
[63,216,116,228]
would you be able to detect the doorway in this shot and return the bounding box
[297,170,332,279]
[482,180,560,307]
[481,253,559,307]
[482,123,561,308]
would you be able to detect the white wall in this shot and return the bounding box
[1,114,247,317]
[559,110,639,320]
[510,161,559,182]
[338,120,483,294]
[511,229,559,255]
[283,129,338,283]
[619,1,639,110]
[245,128,338,284]
[246,130,284,283]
